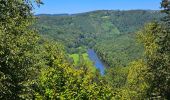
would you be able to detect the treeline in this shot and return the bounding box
[35,9,163,67]
[0,0,170,99]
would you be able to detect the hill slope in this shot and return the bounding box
[35,10,163,67]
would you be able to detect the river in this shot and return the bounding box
[87,49,105,75]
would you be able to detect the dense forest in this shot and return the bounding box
[35,10,163,67]
[0,0,170,99]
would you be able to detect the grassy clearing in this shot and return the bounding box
[69,54,79,65]
[69,53,96,73]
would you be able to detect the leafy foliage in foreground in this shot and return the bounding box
[0,0,170,99]
[137,22,170,99]
[0,0,40,99]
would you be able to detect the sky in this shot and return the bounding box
[34,0,162,14]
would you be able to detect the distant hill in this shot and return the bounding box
[35,10,163,67]
[36,13,70,16]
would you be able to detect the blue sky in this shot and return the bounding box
[34,0,162,14]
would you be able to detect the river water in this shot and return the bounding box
[87,49,105,75]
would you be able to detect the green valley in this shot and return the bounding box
[35,10,163,67]
[0,0,170,99]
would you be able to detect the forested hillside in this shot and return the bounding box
[0,0,170,99]
[35,10,163,66]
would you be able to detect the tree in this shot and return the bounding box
[126,60,149,99]
[0,0,42,99]
[32,48,114,99]
[137,21,170,99]
[161,0,170,14]
[134,1,170,99]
